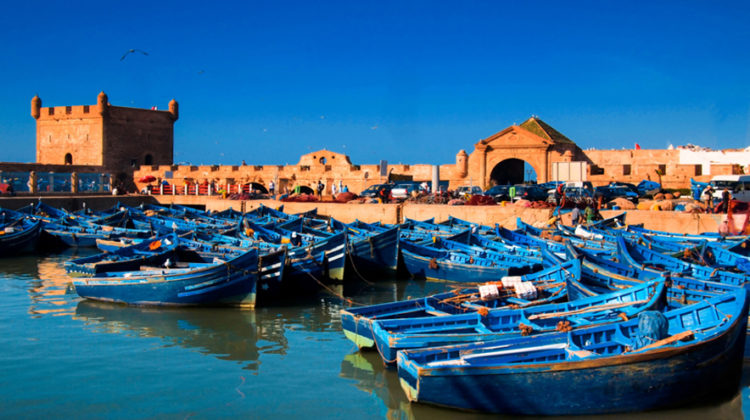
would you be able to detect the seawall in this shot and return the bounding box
[0,195,736,234]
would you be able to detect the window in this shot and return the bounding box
[64,153,72,165]
[695,165,702,176]
[658,164,667,175]
[623,164,631,176]
[319,157,327,164]
[591,165,604,175]
[65,106,72,114]
[144,154,153,165]
[83,105,90,113]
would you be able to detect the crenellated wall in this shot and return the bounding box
[32,93,177,180]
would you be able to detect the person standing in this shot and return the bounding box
[584,205,594,225]
[316,180,324,197]
[702,185,714,212]
[570,206,581,226]
[268,180,275,196]
[721,188,731,213]
[555,183,563,206]
[331,182,338,197]
[509,185,516,201]
[378,186,388,203]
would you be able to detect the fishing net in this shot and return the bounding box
[632,311,669,350]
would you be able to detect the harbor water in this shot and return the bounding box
[1,249,748,419]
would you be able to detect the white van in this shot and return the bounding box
[709,175,750,202]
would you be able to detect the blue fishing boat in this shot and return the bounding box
[372,276,666,366]
[430,236,544,267]
[344,225,400,277]
[616,236,748,287]
[40,222,149,248]
[440,216,496,236]
[566,242,739,303]
[468,233,541,259]
[340,261,575,349]
[626,224,744,242]
[515,218,614,253]
[65,235,179,277]
[0,209,42,256]
[397,288,749,415]
[178,236,289,305]
[400,239,540,282]
[72,247,260,308]
[699,241,750,274]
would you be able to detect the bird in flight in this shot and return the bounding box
[120,49,149,61]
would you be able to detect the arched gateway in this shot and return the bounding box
[465,117,582,189]
[489,158,537,186]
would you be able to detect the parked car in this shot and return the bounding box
[513,185,548,201]
[594,185,639,203]
[454,186,483,197]
[484,185,511,202]
[391,183,418,199]
[608,182,639,196]
[360,184,392,198]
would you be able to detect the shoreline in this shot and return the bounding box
[0,194,734,235]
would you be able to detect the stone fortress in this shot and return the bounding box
[7,92,750,195]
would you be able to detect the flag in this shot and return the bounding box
[635,143,641,150]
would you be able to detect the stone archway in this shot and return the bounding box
[489,158,538,186]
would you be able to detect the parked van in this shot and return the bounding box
[709,175,750,202]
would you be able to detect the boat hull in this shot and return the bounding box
[398,294,749,415]
[73,249,259,308]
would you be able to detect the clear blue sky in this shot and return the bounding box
[1,1,749,166]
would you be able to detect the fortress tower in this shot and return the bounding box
[32,92,178,177]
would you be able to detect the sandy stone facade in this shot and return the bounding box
[31,92,177,181]
[12,93,748,195]
[131,116,748,194]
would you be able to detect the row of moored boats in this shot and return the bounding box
[1,202,749,414]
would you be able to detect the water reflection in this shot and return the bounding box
[28,255,80,318]
[74,302,288,371]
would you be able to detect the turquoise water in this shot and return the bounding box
[0,250,748,419]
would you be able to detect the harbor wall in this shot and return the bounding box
[0,195,738,235]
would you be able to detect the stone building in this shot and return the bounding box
[15,92,748,194]
[31,92,178,184]
[131,115,750,195]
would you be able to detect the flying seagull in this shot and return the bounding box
[120,49,149,61]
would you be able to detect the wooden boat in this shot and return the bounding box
[616,236,748,287]
[285,231,347,285]
[566,242,738,303]
[400,239,541,283]
[699,241,750,274]
[0,209,42,256]
[340,261,575,349]
[397,288,749,415]
[372,277,666,366]
[626,224,745,242]
[468,233,541,260]
[440,216,496,236]
[344,225,400,276]
[515,218,614,253]
[177,237,289,305]
[40,221,149,248]
[72,247,259,308]
[430,236,545,267]
[65,234,179,276]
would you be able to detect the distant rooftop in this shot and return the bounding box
[519,117,574,144]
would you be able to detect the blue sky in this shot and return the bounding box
[1,1,749,166]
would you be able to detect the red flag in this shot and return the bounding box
[635,143,641,150]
